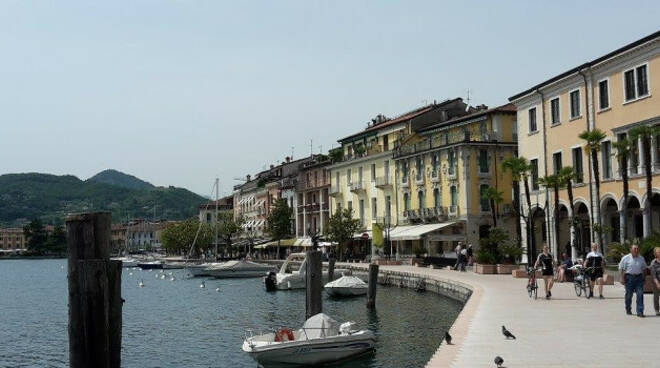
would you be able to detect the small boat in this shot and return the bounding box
[111,256,139,268]
[267,253,350,291]
[137,260,164,270]
[242,313,375,366]
[187,262,225,277]
[162,261,187,269]
[324,275,368,297]
[206,260,275,279]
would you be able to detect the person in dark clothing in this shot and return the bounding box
[534,244,555,299]
[584,243,606,299]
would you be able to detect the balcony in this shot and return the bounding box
[448,205,460,218]
[306,203,320,212]
[375,176,392,189]
[414,174,425,186]
[329,186,342,197]
[400,177,409,189]
[430,170,439,183]
[349,181,366,193]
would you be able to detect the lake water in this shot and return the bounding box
[0,259,463,368]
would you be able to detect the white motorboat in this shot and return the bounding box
[324,275,368,297]
[137,260,164,270]
[268,253,350,291]
[162,261,187,269]
[242,313,375,366]
[111,256,139,268]
[206,260,275,278]
[186,262,225,277]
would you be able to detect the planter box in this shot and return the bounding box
[475,263,497,274]
[512,269,527,278]
[497,264,520,275]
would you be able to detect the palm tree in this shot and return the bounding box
[613,139,631,242]
[579,128,607,247]
[630,125,660,236]
[557,166,577,254]
[539,174,562,258]
[481,186,503,227]
[502,156,533,259]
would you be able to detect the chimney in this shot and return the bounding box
[286,156,291,163]
[246,174,251,182]
[270,164,275,169]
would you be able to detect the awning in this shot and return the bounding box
[389,222,456,241]
[260,238,298,248]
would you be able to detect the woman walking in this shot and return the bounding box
[534,244,555,299]
[650,247,660,316]
[584,243,606,299]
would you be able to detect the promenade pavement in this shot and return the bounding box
[340,263,657,368]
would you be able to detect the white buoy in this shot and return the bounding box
[200,281,206,288]
[155,274,159,278]
[170,276,175,281]
[138,280,145,287]
[129,272,133,276]
[215,288,220,292]
[160,274,166,280]
[60,265,64,269]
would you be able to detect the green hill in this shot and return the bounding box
[0,172,206,227]
[88,169,155,190]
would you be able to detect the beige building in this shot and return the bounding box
[510,31,660,260]
[0,228,26,252]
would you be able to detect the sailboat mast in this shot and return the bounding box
[214,177,219,260]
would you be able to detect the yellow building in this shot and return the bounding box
[393,104,519,256]
[510,31,660,260]
[329,98,468,259]
[0,228,26,253]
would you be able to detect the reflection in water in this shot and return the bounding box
[0,260,463,368]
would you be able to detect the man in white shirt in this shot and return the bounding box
[618,244,648,317]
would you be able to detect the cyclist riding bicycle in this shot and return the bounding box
[584,243,606,299]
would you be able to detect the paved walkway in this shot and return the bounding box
[340,264,657,368]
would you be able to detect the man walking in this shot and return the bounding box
[618,244,648,317]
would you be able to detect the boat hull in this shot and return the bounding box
[326,286,368,297]
[244,333,375,365]
[275,270,352,290]
[207,269,271,278]
[137,263,163,270]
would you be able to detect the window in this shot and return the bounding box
[358,167,363,183]
[401,161,409,182]
[433,188,440,208]
[572,147,584,183]
[448,150,456,175]
[450,186,458,207]
[359,200,364,225]
[403,193,410,211]
[371,164,376,182]
[480,121,487,137]
[385,196,391,221]
[415,157,423,181]
[625,64,650,101]
[347,169,351,184]
[570,89,580,118]
[335,172,340,187]
[598,79,609,110]
[418,190,424,209]
[371,198,377,219]
[347,200,352,213]
[550,98,560,125]
[384,160,390,179]
[530,159,539,190]
[479,149,489,173]
[206,213,212,223]
[528,107,537,133]
[480,184,490,212]
[431,154,439,177]
[552,152,562,175]
[602,141,612,179]
[383,135,389,151]
[630,137,639,174]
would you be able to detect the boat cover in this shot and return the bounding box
[302,313,339,339]
[324,276,367,289]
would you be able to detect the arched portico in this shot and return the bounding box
[574,202,591,258]
[601,197,620,246]
[530,207,546,258]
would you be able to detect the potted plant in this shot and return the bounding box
[474,228,505,274]
[497,241,523,274]
[474,250,497,274]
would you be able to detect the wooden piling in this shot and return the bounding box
[67,212,122,368]
[366,263,379,309]
[328,258,336,281]
[305,250,323,319]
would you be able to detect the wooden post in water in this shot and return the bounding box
[328,258,336,281]
[67,212,122,368]
[366,263,379,309]
[305,250,323,319]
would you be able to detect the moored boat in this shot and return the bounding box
[324,275,368,297]
[111,256,139,268]
[137,260,164,270]
[206,260,275,278]
[268,253,351,291]
[242,313,375,366]
[187,262,224,277]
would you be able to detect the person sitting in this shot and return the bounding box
[556,253,573,282]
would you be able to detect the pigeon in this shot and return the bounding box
[444,331,452,345]
[494,355,504,367]
[502,325,516,340]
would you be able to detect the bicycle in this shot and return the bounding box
[526,267,538,299]
[570,265,594,298]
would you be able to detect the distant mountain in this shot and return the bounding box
[88,169,155,190]
[0,171,206,227]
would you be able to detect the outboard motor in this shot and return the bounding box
[264,271,277,292]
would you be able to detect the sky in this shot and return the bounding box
[1,1,659,197]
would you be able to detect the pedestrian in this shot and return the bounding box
[556,252,573,283]
[618,244,648,317]
[584,243,606,299]
[453,242,462,270]
[467,244,474,266]
[649,247,660,317]
[534,244,555,299]
[460,246,468,272]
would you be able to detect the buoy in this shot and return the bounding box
[129,272,133,276]
[160,274,166,280]
[155,274,159,278]
[215,288,220,292]
[138,280,145,287]
[200,281,206,288]
[170,276,175,281]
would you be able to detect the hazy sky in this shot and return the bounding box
[1,1,659,196]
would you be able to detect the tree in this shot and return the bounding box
[23,219,48,254]
[579,128,607,247]
[217,212,243,259]
[630,124,660,236]
[161,219,212,256]
[481,186,503,227]
[326,208,361,261]
[613,139,631,242]
[266,198,293,259]
[45,225,67,254]
[539,174,562,259]
[557,166,577,255]
[501,156,532,260]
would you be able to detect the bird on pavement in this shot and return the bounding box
[494,356,504,367]
[444,331,452,345]
[501,326,516,339]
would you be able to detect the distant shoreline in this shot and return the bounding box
[0,255,66,260]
